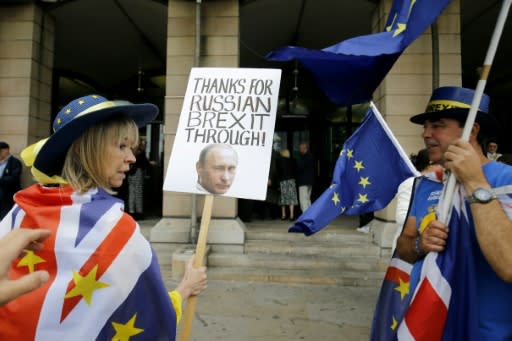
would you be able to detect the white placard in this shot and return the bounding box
[163,67,281,200]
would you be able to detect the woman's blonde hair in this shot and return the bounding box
[61,115,139,194]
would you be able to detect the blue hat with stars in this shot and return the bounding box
[29,94,158,179]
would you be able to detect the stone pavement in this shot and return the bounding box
[140,218,381,341]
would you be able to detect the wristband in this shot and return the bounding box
[415,235,426,257]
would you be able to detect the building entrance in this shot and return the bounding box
[238,104,367,222]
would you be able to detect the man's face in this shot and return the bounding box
[0,148,9,162]
[488,142,498,153]
[197,147,238,194]
[422,118,462,165]
[299,143,307,155]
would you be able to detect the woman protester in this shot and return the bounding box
[0,95,206,340]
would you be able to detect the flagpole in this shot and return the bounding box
[369,102,420,177]
[438,0,512,224]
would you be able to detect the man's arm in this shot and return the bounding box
[396,215,449,264]
[469,198,512,281]
[446,139,512,282]
[396,216,419,263]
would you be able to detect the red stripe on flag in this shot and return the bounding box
[0,186,73,340]
[60,213,136,321]
[404,278,448,341]
[384,266,410,285]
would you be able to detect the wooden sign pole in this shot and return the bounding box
[179,194,214,341]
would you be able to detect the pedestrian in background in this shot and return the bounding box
[486,140,502,161]
[127,137,155,220]
[276,149,298,221]
[296,142,314,214]
[0,142,22,219]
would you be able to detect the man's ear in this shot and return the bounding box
[470,122,481,140]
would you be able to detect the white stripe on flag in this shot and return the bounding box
[422,253,451,307]
[493,184,512,196]
[390,257,413,274]
[36,219,151,340]
[397,320,414,340]
[0,205,25,235]
[36,189,153,340]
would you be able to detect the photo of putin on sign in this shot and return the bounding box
[196,144,238,195]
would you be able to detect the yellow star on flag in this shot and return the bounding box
[78,99,85,105]
[111,313,144,341]
[64,264,109,305]
[346,149,354,159]
[17,250,46,273]
[394,277,410,300]
[357,193,369,203]
[65,108,71,114]
[393,23,407,37]
[391,316,398,330]
[359,177,371,188]
[332,192,340,206]
[354,161,364,172]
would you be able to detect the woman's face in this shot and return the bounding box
[104,136,136,188]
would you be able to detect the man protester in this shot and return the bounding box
[395,86,512,339]
[0,142,22,219]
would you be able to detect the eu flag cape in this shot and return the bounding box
[289,103,417,236]
[267,0,452,106]
[0,184,177,341]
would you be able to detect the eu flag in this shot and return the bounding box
[267,0,452,106]
[289,103,417,236]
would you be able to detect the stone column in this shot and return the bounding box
[152,0,244,256]
[370,0,462,249]
[0,4,54,187]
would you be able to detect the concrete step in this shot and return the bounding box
[245,226,371,243]
[204,218,387,286]
[243,217,372,244]
[207,267,385,287]
[245,240,381,257]
[208,253,387,272]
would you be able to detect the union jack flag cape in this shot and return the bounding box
[394,182,479,340]
[371,168,512,340]
[0,184,176,341]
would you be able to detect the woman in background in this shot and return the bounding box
[276,149,298,221]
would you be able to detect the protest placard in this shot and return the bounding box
[164,67,281,200]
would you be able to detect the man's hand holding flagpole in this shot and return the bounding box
[438,0,512,224]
